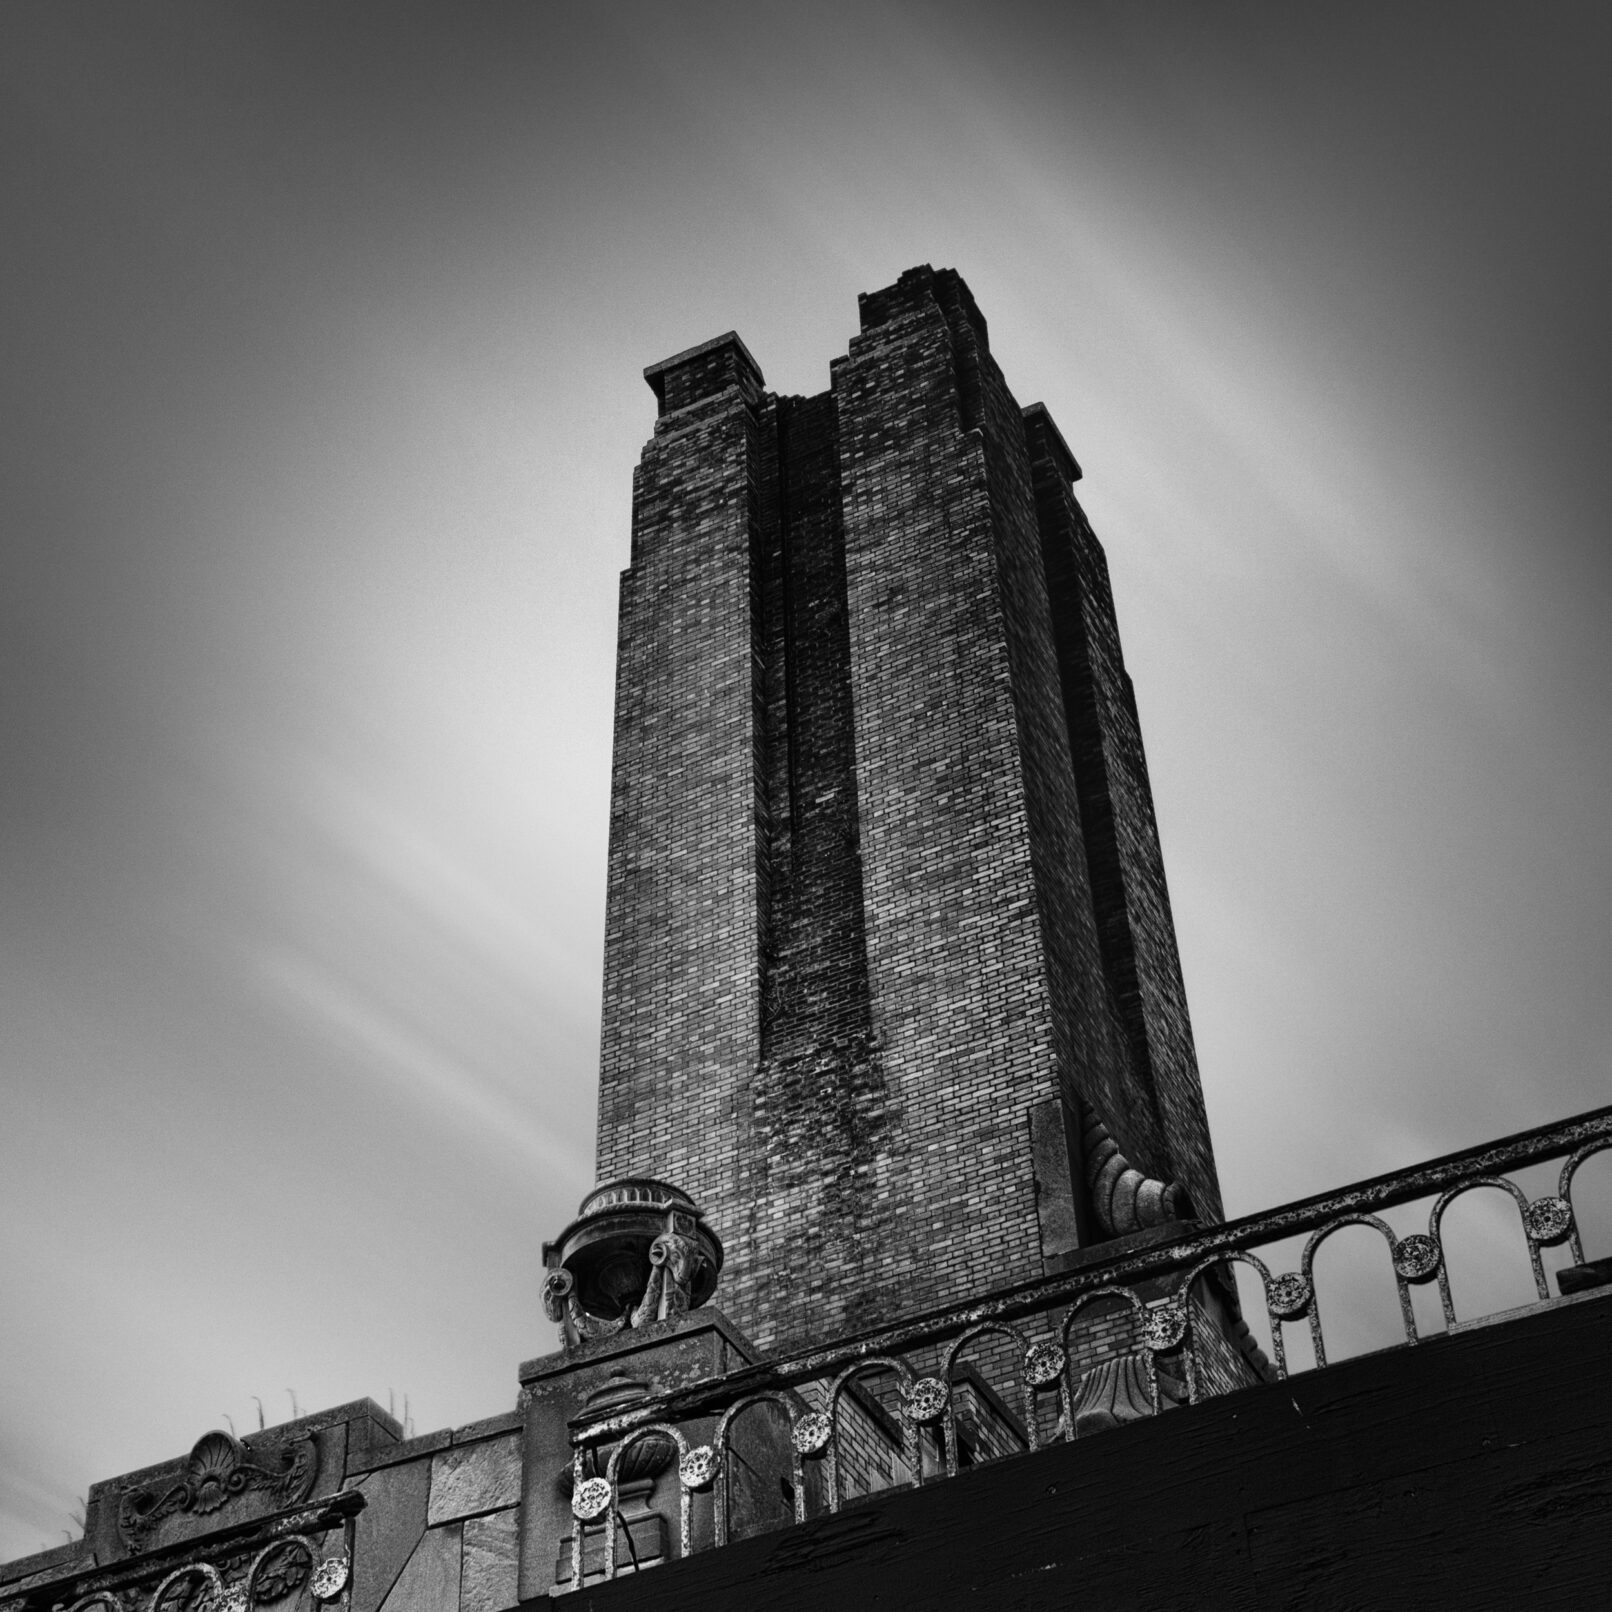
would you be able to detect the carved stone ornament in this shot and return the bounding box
[1080,1101,1191,1236]
[678,1445,719,1491]
[541,1179,723,1353]
[540,1267,576,1325]
[1142,1300,1188,1353]
[247,1541,311,1605]
[902,1378,949,1426]
[1024,1342,1067,1388]
[308,1558,350,1602]
[1069,1354,1156,1436]
[1524,1195,1574,1246]
[218,1591,249,1612]
[151,1563,223,1612]
[1266,1272,1312,1321]
[630,1233,699,1330]
[571,1476,613,1523]
[67,1595,121,1612]
[118,1432,319,1554]
[1392,1234,1442,1283]
[791,1412,833,1457]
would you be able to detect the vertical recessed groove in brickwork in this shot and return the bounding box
[933,267,1164,1189]
[1024,411,1223,1221]
[745,394,769,1044]
[747,383,892,1352]
[776,399,804,854]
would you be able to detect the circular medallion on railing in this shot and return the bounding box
[1523,1195,1574,1246]
[571,1476,613,1522]
[902,1377,949,1425]
[310,1558,350,1602]
[1266,1272,1312,1321]
[1142,1300,1187,1352]
[1023,1341,1067,1387]
[1391,1234,1442,1283]
[791,1412,833,1457]
[679,1445,719,1491]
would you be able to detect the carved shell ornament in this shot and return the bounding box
[189,1431,247,1514]
[117,1431,319,1554]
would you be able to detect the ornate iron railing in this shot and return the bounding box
[560,1105,1612,1587]
[41,1492,361,1612]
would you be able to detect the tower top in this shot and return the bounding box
[643,329,764,415]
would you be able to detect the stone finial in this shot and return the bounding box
[541,1179,723,1352]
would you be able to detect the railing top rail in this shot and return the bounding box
[568,1102,1612,1446]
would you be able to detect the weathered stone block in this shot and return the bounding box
[377,1523,460,1612]
[461,1509,518,1612]
[353,1457,430,1612]
[428,1434,521,1525]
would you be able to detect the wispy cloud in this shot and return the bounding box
[257,946,589,1190]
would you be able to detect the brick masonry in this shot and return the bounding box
[597,266,1224,1354]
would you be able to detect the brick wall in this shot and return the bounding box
[596,270,1226,1355]
[595,347,766,1270]
[1025,407,1222,1219]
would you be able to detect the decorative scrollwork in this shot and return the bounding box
[541,1267,575,1324]
[1392,1234,1442,1283]
[119,1434,319,1556]
[791,1412,833,1457]
[149,1564,223,1612]
[902,1378,949,1425]
[1024,1342,1067,1387]
[543,1266,625,1351]
[630,1232,700,1329]
[309,1558,350,1602]
[1266,1272,1312,1321]
[1142,1301,1187,1353]
[248,1540,311,1605]
[571,1476,613,1522]
[1081,1101,1191,1235]
[678,1445,719,1491]
[1523,1196,1574,1246]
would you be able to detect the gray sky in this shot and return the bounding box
[3,1,1609,1560]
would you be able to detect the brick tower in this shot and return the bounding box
[595,266,1221,1354]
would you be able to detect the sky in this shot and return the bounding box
[3,0,1610,1561]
